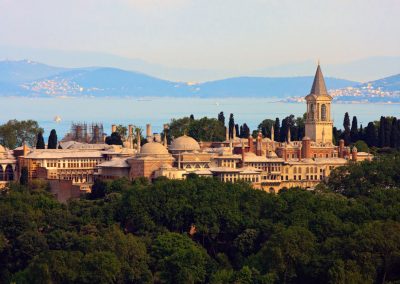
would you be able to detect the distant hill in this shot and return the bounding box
[1,59,400,100]
[195,76,358,98]
[362,74,400,92]
[0,60,67,83]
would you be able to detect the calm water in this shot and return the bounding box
[0,97,399,138]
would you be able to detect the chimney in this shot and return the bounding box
[111,124,117,133]
[146,124,152,142]
[256,131,262,156]
[248,135,255,153]
[339,139,345,158]
[241,143,245,166]
[225,127,229,141]
[128,125,134,136]
[23,143,29,157]
[271,125,275,142]
[136,128,141,153]
[352,146,358,161]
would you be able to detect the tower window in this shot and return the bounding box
[321,104,327,121]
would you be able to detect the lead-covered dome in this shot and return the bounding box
[140,142,169,156]
[169,135,200,152]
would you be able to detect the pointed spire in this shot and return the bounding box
[310,63,328,95]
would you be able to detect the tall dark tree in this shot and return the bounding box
[241,123,250,138]
[390,117,399,148]
[378,116,386,147]
[384,117,392,147]
[218,112,225,126]
[350,116,358,142]
[20,166,28,185]
[228,113,235,139]
[358,124,364,141]
[190,114,195,120]
[274,118,280,142]
[343,112,351,145]
[257,119,274,138]
[36,132,45,149]
[365,122,376,147]
[47,129,58,149]
[235,124,240,138]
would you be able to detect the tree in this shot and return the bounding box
[20,167,29,185]
[218,112,225,126]
[353,140,368,152]
[235,124,240,138]
[0,119,43,149]
[258,119,274,138]
[115,125,127,139]
[365,122,376,147]
[152,232,209,284]
[274,118,280,142]
[390,117,399,148]
[378,116,386,147]
[350,116,358,143]
[105,132,123,145]
[47,129,58,149]
[190,114,195,120]
[343,112,351,145]
[229,114,235,139]
[384,117,392,147]
[36,132,45,149]
[241,123,250,138]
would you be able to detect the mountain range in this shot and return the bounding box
[0,60,399,102]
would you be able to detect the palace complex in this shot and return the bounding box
[0,64,372,199]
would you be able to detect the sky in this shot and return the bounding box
[0,0,399,80]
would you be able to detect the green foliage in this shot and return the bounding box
[168,116,225,141]
[353,140,369,152]
[105,131,123,145]
[0,119,43,148]
[2,152,400,283]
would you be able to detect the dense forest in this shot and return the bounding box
[1,151,400,283]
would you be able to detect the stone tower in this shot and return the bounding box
[305,64,333,144]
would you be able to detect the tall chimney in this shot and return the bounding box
[136,128,141,153]
[111,124,117,133]
[146,124,152,142]
[225,127,229,141]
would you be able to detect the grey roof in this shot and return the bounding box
[97,158,130,168]
[310,64,328,95]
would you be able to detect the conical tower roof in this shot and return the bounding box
[310,64,328,95]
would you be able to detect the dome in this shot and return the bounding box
[169,135,200,152]
[140,142,169,156]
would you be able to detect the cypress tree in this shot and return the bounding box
[242,123,250,138]
[48,129,58,149]
[350,116,358,142]
[343,112,351,145]
[228,113,235,139]
[365,122,376,147]
[20,166,28,185]
[235,124,240,138]
[218,112,225,126]
[36,132,45,149]
[390,117,399,148]
[358,124,364,141]
[384,117,392,147]
[189,114,195,120]
[378,116,385,147]
[332,127,340,145]
[274,118,280,142]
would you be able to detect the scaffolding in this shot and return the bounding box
[64,122,104,144]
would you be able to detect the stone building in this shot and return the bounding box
[0,145,17,189]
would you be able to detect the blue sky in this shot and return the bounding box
[0,0,399,80]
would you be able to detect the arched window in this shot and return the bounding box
[309,104,315,120]
[321,104,327,121]
[5,165,13,181]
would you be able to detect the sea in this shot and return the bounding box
[1,97,399,139]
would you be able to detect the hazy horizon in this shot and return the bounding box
[1,0,399,81]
